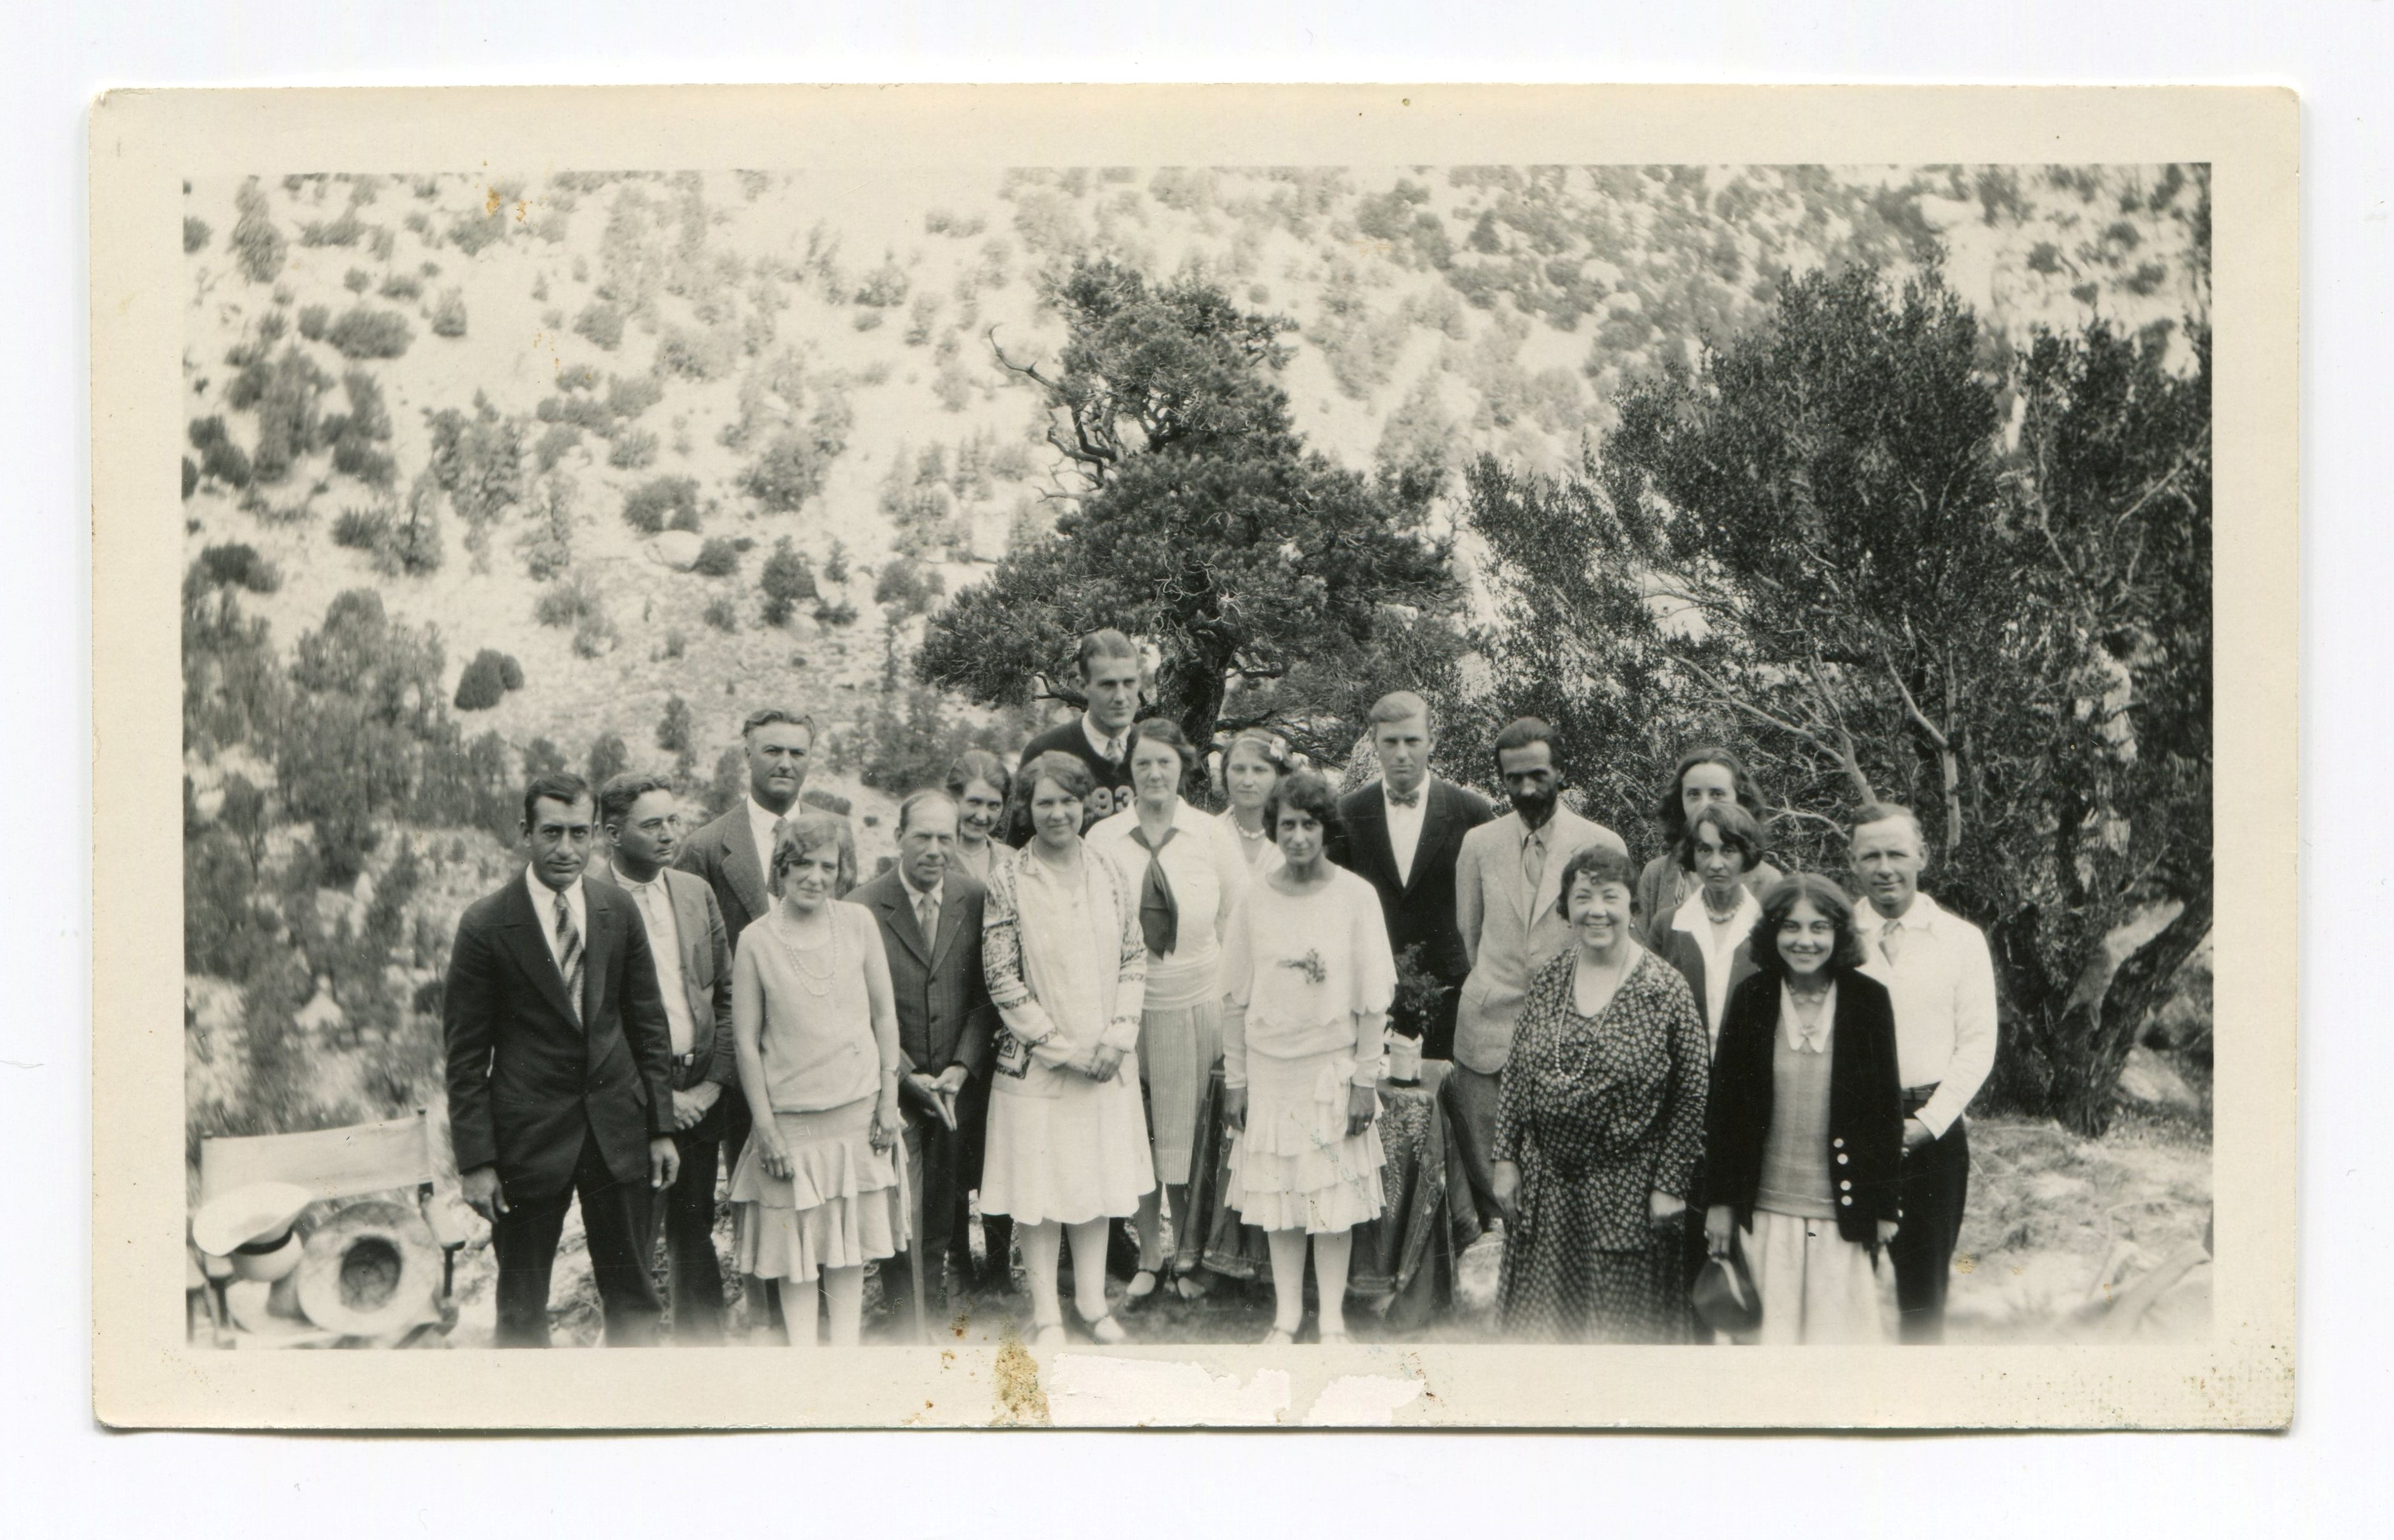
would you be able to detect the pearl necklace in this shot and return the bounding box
[772,909,842,998]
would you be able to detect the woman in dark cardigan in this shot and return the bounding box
[1702,873,1904,1344]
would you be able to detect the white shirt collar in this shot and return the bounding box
[1081,714,1127,762]
[1779,980,1837,1054]
[1874,891,1944,933]
[747,795,788,838]
[526,866,585,917]
[901,866,943,902]
[611,861,665,893]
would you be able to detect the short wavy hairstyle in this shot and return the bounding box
[1748,872,1871,981]
[1015,750,1096,822]
[1262,768,1342,848]
[1127,716,1198,798]
[1676,800,1767,875]
[767,809,857,900]
[1552,842,1640,919]
[1655,744,1772,843]
[944,747,1013,808]
[1220,731,1291,779]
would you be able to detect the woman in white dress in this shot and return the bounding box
[1213,731,1289,877]
[944,748,1012,886]
[1220,769,1392,1345]
[728,812,908,1346]
[980,751,1152,1346]
[1087,718,1249,1307]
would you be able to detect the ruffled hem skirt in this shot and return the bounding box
[728,1099,908,1284]
[1139,999,1223,1186]
[981,1069,1155,1227]
[1227,1049,1386,1234]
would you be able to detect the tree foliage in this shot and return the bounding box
[924,258,1464,770]
[1469,263,2210,1134]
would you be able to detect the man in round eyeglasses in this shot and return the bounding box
[593,771,738,1342]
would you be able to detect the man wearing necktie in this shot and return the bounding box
[849,790,998,1316]
[591,773,738,1342]
[1013,629,1144,833]
[1451,718,1627,1223]
[444,771,680,1347]
[1330,691,1496,1064]
[1850,804,1999,1342]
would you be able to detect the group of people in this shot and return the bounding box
[442,628,1995,1349]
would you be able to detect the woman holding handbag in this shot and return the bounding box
[1702,874,1905,1344]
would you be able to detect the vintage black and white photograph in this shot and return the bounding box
[95,85,2295,1427]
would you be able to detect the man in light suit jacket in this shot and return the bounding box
[674,707,814,1190]
[445,771,680,1348]
[591,772,737,1343]
[847,790,998,1318]
[1333,691,1495,1062]
[1451,718,1628,1222]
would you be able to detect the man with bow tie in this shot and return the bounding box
[1332,691,1495,1063]
[443,771,680,1347]
[590,773,738,1342]
[1849,803,1998,1343]
[1014,629,1144,833]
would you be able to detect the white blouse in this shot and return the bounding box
[1087,798,1250,1011]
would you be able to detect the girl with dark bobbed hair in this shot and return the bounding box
[1634,747,1783,947]
[1700,873,1904,1344]
[1217,769,1389,1344]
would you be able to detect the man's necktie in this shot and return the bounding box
[1522,829,1546,893]
[1880,918,1906,966]
[554,889,585,1023]
[916,887,939,945]
[1127,824,1180,957]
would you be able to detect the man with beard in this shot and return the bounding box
[676,705,815,1334]
[1449,718,1626,1225]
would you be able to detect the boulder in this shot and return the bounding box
[651,529,703,571]
[2116,1045,2203,1116]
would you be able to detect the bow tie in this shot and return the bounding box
[1386,786,1423,809]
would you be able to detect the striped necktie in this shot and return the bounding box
[554,889,585,1023]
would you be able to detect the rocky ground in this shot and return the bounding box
[430,1104,2207,1351]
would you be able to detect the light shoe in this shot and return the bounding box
[1260,1325,1296,1346]
[1079,1310,1128,1346]
[1033,1322,1068,1348]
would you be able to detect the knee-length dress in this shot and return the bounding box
[728,903,909,1283]
[1089,799,1249,1187]
[978,842,1155,1227]
[1219,866,1394,1235]
[1492,947,1709,1342]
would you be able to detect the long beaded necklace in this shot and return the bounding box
[771,905,842,998]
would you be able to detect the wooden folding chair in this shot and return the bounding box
[193,1109,472,1331]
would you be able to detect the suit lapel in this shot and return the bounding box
[927,878,970,972]
[880,881,933,968]
[665,869,711,1014]
[577,887,609,1030]
[1350,791,1398,894]
[723,815,771,926]
[502,874,582,1028]
[1400,779,1455,902]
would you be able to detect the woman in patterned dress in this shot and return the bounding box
[1490,843,1710,1342]
[978,752,1152,1346]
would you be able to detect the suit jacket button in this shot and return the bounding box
[1839,1195,1852,1206]
[1836,1153,1849,1164]
[1839,1180,1852,1190]
[1831,1137,1844,1149]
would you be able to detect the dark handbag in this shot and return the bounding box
[1692,1227,1763,1337]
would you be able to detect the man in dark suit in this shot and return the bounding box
[1333,691,1495,1062]
[848,790,998,1318]
[444,771,680,1348]
[590,772,737,1343]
